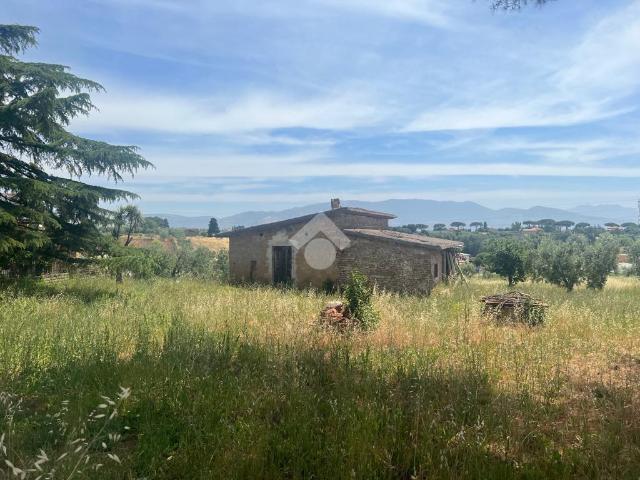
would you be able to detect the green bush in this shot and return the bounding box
[102,247,160,280]
[343,271,379,330]
[212,249,230,282]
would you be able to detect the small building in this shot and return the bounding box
[219,199,463,294]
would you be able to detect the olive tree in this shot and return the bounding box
[535,238,583,291]
[484,238,527,286]
[582,234,619,289]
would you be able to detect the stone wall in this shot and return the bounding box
[228,211,390,287]
[336,236,439,294]
[228,220,340,288]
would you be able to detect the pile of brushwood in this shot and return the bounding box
[320,271,380,330]
[320,301,351,327]
[481,291,548,326]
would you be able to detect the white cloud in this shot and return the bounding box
[236,133,335,147]
[481,136,640,164]
[72,89,382,134]
[139,150,640,178]
[404,1,640,132]
[403,98,625,132]
[98,0,185,11]
[141,150,327,177]
[556,0,640,96]
[93,0,456,27]
[314,0,455,27]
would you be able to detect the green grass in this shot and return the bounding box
[1,276,639,479]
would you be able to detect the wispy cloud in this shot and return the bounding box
[556,0,640,96]
[73,88,382,134]
[403,98,627,132]
[141,149,640,178]
[482,136,640,164]
[92,0,458,27]
[314,0,456,27]
[404,0,640,132]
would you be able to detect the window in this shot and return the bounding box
[434,262,439,279]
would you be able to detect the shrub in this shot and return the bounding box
[102,246,163,281]
[343,271,379,330]
[212,249,230,282]
[459,261,478,277]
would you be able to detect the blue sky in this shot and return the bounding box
[5,0,640,217]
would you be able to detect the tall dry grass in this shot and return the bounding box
[0,276,639,478]
[186,236,229,252]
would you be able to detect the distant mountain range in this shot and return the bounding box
[149,200,638,230]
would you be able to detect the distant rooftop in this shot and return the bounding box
[344,229,463,250]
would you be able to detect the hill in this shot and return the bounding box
[149,200,634,230]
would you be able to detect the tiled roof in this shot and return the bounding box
[338,207,396,219]
[218,207,396,237]
[344,229,464,250]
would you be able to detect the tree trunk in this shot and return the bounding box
[125,225,134,246]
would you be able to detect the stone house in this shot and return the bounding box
[220,199,463,294]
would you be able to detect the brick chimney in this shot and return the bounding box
[330,198,341,210]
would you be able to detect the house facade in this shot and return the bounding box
[220,200,463,294]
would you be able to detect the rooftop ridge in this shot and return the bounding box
[218,206,395,237]
[344,229,463,250]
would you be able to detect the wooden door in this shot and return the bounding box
[272,246,292,285]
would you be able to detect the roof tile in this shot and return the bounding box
[344,229,463,250]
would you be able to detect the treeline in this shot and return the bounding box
[397,223,640,290]
[415,226,640,257]
[477,235,620,291]
[397,220,639,235]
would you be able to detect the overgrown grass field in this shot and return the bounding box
[1,277,639,479]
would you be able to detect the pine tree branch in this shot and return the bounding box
[490,0,552,10]
[0,25,38,55]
